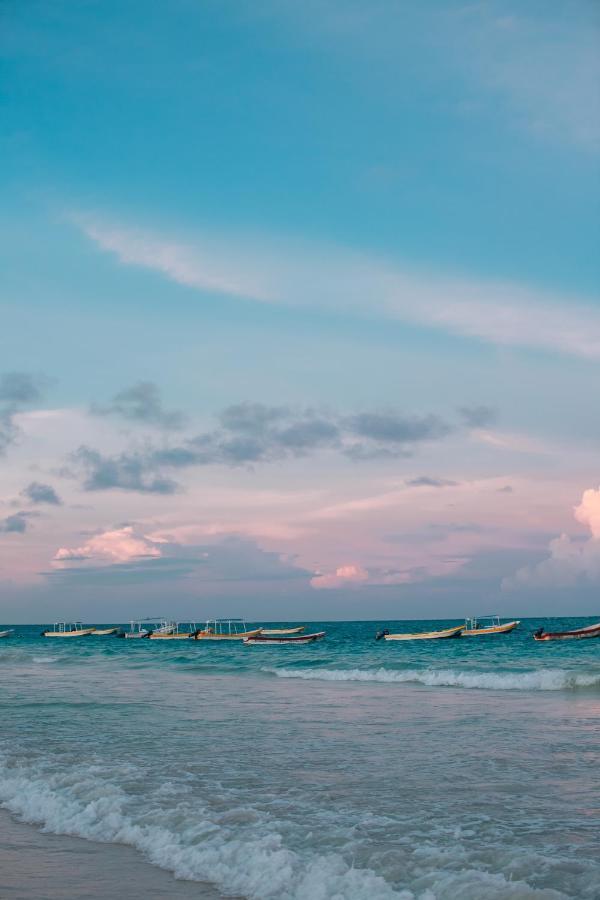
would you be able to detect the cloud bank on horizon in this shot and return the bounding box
[1,0,598,619]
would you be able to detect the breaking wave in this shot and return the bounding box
[265,666,600,691]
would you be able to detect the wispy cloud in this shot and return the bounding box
[91,381,185,430]
[75,216,600,359]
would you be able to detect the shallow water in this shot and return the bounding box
[1,619,599,898]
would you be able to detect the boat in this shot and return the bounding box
[42,622,95,637]
[124,619,153,639]
[461,616,520,636]
[533,622,600,641]
[148,620,177,637]
[376,624,464,641]
[193,618,263,640]
[243,631,325,645]
[0,629,14,638]
[261,626,306,635]
[91,627,119,635]
[149,622,198,639]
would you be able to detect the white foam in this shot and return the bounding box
[0,759,408,900]
[265,666,600,691]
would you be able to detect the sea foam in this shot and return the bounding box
[265,666,600,691]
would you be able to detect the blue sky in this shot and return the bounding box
[1,0,599,622]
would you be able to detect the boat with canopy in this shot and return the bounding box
[461,616,520,636]
[42,622,95,637]
[193,618,262,640]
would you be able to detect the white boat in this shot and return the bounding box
[124,620,153,639]
[91,627,119,635]
[0,629,14,638]
[149,622,198,639]
[244,631,325,645]
[193,618,263,640]
[42,622,95,637]
[461,615,520,636]
[150,620,177,637]
[261,626,306,635]
[377,624,464,641]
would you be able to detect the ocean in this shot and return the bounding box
[1,618,599,899]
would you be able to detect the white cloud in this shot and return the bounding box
[503,486,600,590]
[311,563,370,590]
[75,216,600,360]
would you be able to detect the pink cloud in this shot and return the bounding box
[53,526,162,566]
[311,563,369,590]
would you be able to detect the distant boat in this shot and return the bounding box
[124,620,153,639]
[533,622,600,641]
[91,627,119,635]
[149,622,198,639]
[193,618,263,640]
[243,631,325,645]
[261,626,305,635]
[461,616,520,636]
[0,628,14,638]
[376,624,464,641]
[42,622,95,637]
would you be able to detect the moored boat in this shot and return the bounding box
[243,631,325,645]
[377,624,464,641]
[91,627,119,635]
[193,618,262,640]
[461,616,520,636]
[533,622,600,641]
[0,628,14,638]
[261,626,306,635]
[149,622,198,639]
[42,622,95,637]
[124,619,153,639]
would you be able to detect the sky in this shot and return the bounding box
[1,0,599,623]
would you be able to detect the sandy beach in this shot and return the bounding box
[0,809,222,900]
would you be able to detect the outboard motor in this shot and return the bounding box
[375,628,389,641]
[533,626,544,639]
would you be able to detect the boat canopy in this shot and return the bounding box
[204,618,251,635]
[465,615,501,630]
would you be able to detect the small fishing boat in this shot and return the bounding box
[42,622,95,637]
[376,624,464,641]
[149,622,198,639]
[461,616,520,636]
[91,627,119,635]
[124,620,153,639]
[533,622,600,641]
[243,631,325,645]
[193,618,263,640]
[261,626,306,635]
[0,629,14,638]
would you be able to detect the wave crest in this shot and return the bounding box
[265,666,600,691]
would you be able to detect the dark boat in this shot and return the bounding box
[533,622,600,641]
[243,631,325,645]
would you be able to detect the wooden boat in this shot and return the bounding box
[461,616,520,636]
[533,622,600,641]
[243,631,325,645]
[91,627,119,635]
[261,626,305,635]
[377,624,464,641]
[0,629,14,638]
[42,622,95,637]
[193,618,263,640]
[150,622,198,639]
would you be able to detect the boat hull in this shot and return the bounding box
[124,631,150,639]
[0,629,14,638]
[261,626,305,635]
[534,622,600,641]
[194,628,263,640]
[43,629,95,637]
[384,625,464,641]
[149,632,195,639]
[244,631,325,645]
[91,628,119,635]
[462,620,520,636]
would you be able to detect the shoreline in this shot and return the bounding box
[0,808,224,900]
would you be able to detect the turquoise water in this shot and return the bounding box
[1,619,599,898]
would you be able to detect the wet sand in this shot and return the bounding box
[0,809,223,900]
